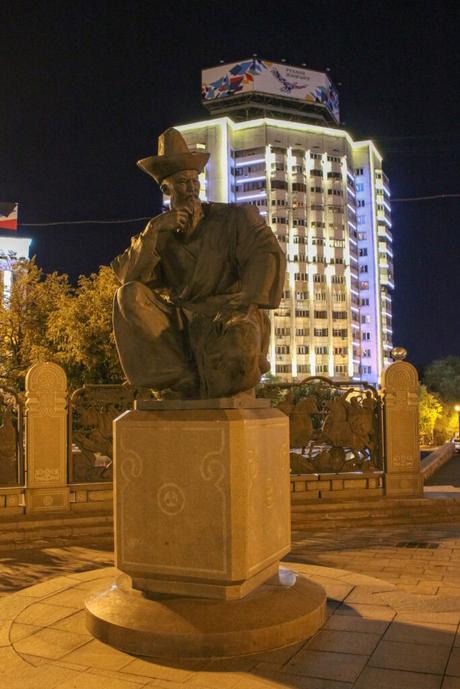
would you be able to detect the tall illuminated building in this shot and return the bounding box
[174,58,393,384]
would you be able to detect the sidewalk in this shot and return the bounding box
[1,521,460,688]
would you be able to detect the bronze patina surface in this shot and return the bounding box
[111,128,285,399]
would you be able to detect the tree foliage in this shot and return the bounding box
[423,356,460,403]
[418,384,443,444]
[48,266,123,389]
[0,258,71,389]
[0,259,124,391]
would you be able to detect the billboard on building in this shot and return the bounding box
[202,58,340,123]
[0,202,18,231]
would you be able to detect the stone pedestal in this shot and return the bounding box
[86,567,326,658]
[24,362,70,514]
[114,401,291,599]
[86,398,326,657]
[381,360,423,497]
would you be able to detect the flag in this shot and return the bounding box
[0,203,18,231]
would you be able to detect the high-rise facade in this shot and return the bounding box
[174,59,393,384]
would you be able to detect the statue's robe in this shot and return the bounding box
[111,202,286,397]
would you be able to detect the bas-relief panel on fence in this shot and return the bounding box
[264,376,383,475]
[69,385,154,482]
[0,387,23,486]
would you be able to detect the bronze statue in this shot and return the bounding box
[111,129,286,399]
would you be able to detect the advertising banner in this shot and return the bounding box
[202,59,339,123]
[0,202,18,231]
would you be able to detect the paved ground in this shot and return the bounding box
[1,460,460,688]
[0,521,460,687]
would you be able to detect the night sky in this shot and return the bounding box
[2,1,459,369]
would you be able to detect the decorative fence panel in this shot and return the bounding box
[69,384,153,483]
[0,386,24,486]
[261,376,383,475]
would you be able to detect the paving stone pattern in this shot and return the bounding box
[2,522,460,686]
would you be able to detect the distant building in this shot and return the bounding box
[174,58,393,384]
[0,203,32,296]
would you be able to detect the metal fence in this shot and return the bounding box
[0,386,24,486]
[0,377,383,487]
[260,376,383,474]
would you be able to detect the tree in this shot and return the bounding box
[418,384,443,445]
[48,266,124,389]
[0,258,71,389]
[423,356,460,403]
[0,260,124,391]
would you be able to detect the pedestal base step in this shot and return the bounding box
[85,567,326,658]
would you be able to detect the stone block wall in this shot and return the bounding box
[291,472,384,501]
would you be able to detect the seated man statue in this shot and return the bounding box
[111,128,286,399]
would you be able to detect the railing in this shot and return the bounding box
[260,376,383,474]
[0,386,24,486]
[0,356,425,514]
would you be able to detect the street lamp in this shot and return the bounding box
[455,404,460,436]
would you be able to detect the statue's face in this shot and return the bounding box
[162,169,200,207]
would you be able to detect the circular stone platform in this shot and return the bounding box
[85,568,327,658]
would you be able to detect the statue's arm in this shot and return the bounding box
[111,218,163,285]
[235,205,286,308]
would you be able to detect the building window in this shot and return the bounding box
[271,180,288,190]
[292,182,307,192]
[314,328,328,337]
[355,168,364,176]
[313,274,326,283]
[276,345,290,354]
[359,264,369,273]
[357,199,365,207]
[315,346,328,354]
[362,332,371,340]
[234,147,265,158]
[276,364,292,373]
[360,298,370,306]
[295,309,310,318]
[297,345,309,354]
[356,182,364,191]
[359,248,368,257]
[298,364,311,373]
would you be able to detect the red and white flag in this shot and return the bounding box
[0,203,18,231]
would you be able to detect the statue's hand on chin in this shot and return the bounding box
[145,209,192,237]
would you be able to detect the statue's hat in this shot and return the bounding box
[137,128,210,184]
